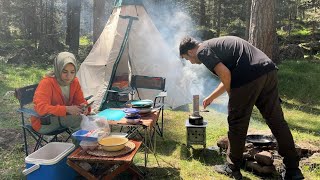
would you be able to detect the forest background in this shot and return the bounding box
[0,0,319,64]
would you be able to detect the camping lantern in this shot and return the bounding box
[189,95,204,125]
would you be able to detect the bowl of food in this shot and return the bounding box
[98,136,129,151]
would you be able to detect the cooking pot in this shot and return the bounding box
[246,134,276,146]
[189,115,204,125]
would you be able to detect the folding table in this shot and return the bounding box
[108,110,160,167]
[67,140,143,180]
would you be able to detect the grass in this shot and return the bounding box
[0,60,319,179]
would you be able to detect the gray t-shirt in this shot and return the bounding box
[197,36,277,88]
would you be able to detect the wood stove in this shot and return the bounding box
[186,95,207,149]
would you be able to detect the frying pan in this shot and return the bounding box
[246,134,276,146]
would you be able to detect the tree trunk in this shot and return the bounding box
[244,0,252,40]
[48,0,55,34]
[32,0,38,48]
[66,0,81,54]
[311,0,316,41]
[249,0,279,63]
[0,0,11,40]
[199,0,206,26]
[93,0,106,43]
[45,0,48,34]
[216,0,221,37]
[22,0,37,41]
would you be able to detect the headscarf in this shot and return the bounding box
[52,52,78,86]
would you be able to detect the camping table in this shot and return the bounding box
[67,140,143,180]
[108,110,160,167]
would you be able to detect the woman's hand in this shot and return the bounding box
[80,103,90,115]
[66,105,83,115]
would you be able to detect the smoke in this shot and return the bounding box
[143,1,228,113]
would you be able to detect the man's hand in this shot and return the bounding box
[203,96,213,109]
[202,82,227,109]
[66,105,83,115]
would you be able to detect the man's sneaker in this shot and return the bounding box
[284,168,304,180]
[214,164,243,180]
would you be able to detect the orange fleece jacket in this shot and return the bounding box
[31,76,88,131]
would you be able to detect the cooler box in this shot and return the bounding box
[23,142,78,180]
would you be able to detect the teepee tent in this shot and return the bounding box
[77,0,192,111]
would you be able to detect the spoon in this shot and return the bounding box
[200,109,209,112]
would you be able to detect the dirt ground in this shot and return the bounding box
[0,129,23,150]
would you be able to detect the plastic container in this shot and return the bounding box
[23,142,78,180]
[80,141,98,151]
[72,129,99,142]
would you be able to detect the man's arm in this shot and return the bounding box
[203,82,226,109]
[214,62,231,95]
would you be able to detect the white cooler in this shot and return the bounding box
[23,142,78,180]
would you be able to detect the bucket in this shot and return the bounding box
[23,142,78,180]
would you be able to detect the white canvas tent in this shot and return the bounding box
[77,0,192,111]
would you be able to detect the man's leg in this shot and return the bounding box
[255,71,303,179]
[226,75,267,169]
[215,74,268,179]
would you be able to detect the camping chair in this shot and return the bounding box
[130,75,167,138]
[14,84,72,156]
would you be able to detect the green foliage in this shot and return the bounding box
[225,18,246,37]
[79,36,92,46]
[0,39,34,49]
[291,28,312,36]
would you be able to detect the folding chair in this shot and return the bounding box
[14,84,72,156]
[130,75,167,137]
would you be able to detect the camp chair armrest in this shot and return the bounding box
[17,107,52,119]
[118,87,133,96]
[153,102,164,109]
[106,89,130,96]
[156,91,167,98]
[17,107,41,118]
[106,89,119,93]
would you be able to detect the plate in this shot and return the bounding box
[123,108,140,114]
[134,107,152,114]
[131,99,153,107]
[125,114,141,119]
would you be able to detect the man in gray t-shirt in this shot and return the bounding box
[179,36,303,180]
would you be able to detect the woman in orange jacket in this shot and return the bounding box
[32,52,90,134]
